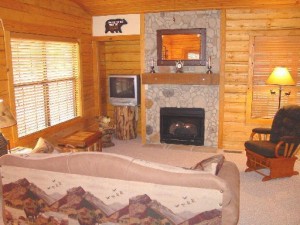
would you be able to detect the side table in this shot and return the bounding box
[58,131,102,152]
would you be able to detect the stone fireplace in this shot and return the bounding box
[145,84,219,147]
[144,10,220,147]
[160,107,205,145]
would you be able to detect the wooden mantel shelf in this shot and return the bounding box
[142,73,219,85]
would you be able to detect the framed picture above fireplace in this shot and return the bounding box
[157,28,207,66]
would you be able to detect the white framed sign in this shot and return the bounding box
[93,14,140,36]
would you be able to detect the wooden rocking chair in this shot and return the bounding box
[244,105,300,181]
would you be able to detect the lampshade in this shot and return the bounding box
[266,67,295,86]
[0,99,16,129]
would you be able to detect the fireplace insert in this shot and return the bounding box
[160,107,204,146]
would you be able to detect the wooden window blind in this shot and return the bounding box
[250,35,300,119]
[11,37,80,137]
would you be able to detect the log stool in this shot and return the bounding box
[115,106,138,140]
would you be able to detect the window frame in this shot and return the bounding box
[246,30,300,125]
[9,32,82,138]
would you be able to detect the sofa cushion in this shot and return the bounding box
[190,154,225,175]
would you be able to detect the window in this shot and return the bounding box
[11,35,80,137]
[248,33,300,121]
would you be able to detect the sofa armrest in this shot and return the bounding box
[217,161,240,225]
[125,157,240,225]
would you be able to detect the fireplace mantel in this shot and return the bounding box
[142,73,219,85]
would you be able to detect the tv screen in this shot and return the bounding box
[110,77,135,98]
[109,75,140,106]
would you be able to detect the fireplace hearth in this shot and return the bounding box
[160,107,205,146]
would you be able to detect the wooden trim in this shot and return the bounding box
[245,35,259,124]
[92,35,140,42]
[218,9,226,149]
[72,0,300,16]
[142,73,219,85]
[140,14,145,74]
[11,32,79,43]
[77,38,83,117]
[4,30,18,146]
[140,14,146,144]
[92,40,100,116]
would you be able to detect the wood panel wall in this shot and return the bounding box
[96,36,141,135]
[0,0,94,147]
[221,8,300,150]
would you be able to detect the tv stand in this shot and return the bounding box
[115,106,138,140]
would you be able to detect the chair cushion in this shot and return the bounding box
[270,105,300,143]
[244,140,284,158]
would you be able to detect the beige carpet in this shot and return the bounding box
[144,143,218,153]
[104,137,300,225]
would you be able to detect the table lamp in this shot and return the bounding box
[0,99,17,155]
[266,67,295,109]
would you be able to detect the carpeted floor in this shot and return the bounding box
[103,137,300,225]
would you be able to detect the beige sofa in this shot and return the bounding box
[0,152,239,225]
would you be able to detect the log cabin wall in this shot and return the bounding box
[221,8,300,150]
[0,0,94,147]
[97,37,141,135]
[1,1,299,150]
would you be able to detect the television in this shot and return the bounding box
[108,75,140,106]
